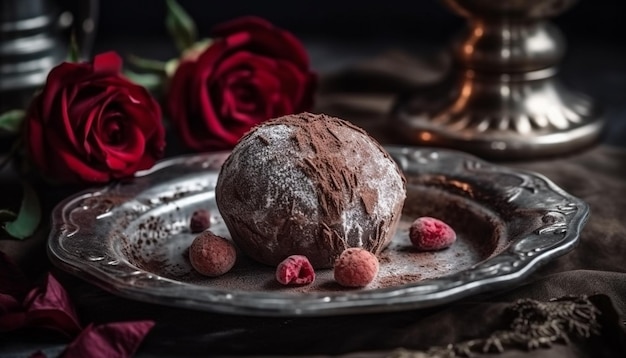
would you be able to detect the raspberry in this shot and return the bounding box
[409,216,456,251]
[275,255,315,285]
[189,231,236,277]
[333,248,379,287]
[190,209,211,233]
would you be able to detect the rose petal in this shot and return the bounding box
[47,86,165,182]
[167,18,316,153]
[64,84,102,121]
[211,16,309,69]
[87,108,118,161]
[220,56,287,124]
[59,89,80,150]
[92,52,123,76]
[198,86,241,147]
[122,84,163,133]
[201,51,287,147]
[168,44,228,152]
[73,77,163,180]
[117,96,161,139]
[220,70,263,122]
[223,32,252,50]
[0,272,82,336]
[23,51,165,184]
[22,273,82,337]
[211,51,280,127]
[193,41,230,91]
[101,125,146,174]
[222,86,261,122]
[230,72,279,123]
[55,147,110,183]
[40,63,91,116]
[83,106,105,158]
[41,133,88,182]
[199,84,241,146]
[61,321,155,358]
[78,87,119,151]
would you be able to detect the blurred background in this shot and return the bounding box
[95,0,621,44]
[2,0,625,148]
[93,0,624,69]
[95,0,625,149]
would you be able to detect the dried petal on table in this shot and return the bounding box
[60,320,155,358]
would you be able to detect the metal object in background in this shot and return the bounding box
[0,0,99,112]
[390,0,604,159]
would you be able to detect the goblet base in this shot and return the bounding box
[390,69,604,159]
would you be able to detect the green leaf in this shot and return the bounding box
[2,183,41,240]
[127,54,168,74]
[165,0,197,53]
[123,69,164,92]
[164,58,180,78]
[67,31,81,62]
[0,109,26,133]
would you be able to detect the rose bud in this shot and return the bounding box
[24,52,165,184]
[166,16,316,152]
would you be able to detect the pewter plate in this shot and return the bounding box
[47,147,589,316]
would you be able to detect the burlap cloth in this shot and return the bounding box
[1,51,625,357]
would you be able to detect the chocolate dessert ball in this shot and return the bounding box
[215,113,406,268]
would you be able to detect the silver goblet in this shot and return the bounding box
[390,0,603,159]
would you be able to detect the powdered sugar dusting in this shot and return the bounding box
[226,124,320,227]
[361,137,405,220]
[333,126,405,242]
[342,209,364,246]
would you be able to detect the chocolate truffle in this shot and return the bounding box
[334,248,380,287]
[215,113,406,268]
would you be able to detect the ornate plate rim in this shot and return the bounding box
[47,146,590,316]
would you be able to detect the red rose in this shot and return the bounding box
[25,52,165,184]
[167,16,316,151]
